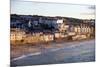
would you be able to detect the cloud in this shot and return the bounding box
[80,5,95,16]
[88,6,95,10]
[81,12,95,15]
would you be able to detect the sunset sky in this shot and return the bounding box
[11,0,95,19]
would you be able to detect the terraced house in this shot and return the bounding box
[10,14,95,45]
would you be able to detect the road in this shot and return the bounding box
[11,40,95,66]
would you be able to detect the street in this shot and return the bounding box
[11,39,95,66]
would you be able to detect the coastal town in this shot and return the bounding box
[10,14,95,45]
[10,14,95,66]
[10,0,95,66]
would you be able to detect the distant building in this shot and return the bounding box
[11,14,95,41]
[10,28,26,41]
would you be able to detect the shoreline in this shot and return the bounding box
[11,38,95,60]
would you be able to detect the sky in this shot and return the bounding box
[11,0,95,19]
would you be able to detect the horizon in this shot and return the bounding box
[11,14,95,20]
